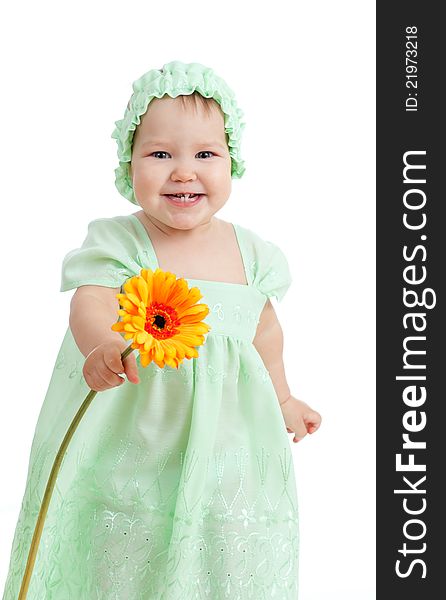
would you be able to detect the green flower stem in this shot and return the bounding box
[18,344,136,599]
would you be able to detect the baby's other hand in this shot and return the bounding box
[280,396,322,443]
[83,338,140,392]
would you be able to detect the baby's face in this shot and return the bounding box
[130,95,232,231]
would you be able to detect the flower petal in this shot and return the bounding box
[165,278,190,306]
[136,277,149,305]
[136,331,148,344]
[179,323,211,335]
[143,334,155,352]
[153,339,165,363]
[164,355,179,369]
[176,303,210,320]
[126,292,142,307]
[175,333,204,346]
[161,340,178,358]
[140,352,151,367]
[132,315,146,331]
[175,288,203,313]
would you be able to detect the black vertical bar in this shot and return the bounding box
[377,2,444,597]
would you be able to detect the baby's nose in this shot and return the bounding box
[171,169,198,182]
[170,158,198,181]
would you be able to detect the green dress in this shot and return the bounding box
[2,214,299,599]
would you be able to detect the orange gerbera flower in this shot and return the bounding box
[111,268,211,369]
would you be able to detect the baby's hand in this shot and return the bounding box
[82,338,140,392]
[280,396,322,443]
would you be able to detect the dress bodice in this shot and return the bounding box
[183,280,267,343]
[60,212,293,345]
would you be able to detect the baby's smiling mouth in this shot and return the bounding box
[164,193,203,198]
[163,193,204,205]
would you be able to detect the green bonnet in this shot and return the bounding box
[111,60,246,205]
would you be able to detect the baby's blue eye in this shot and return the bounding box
[196,151,214,159]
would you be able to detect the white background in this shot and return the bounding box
[0,1,375,598]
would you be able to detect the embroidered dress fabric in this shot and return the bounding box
[2,214,299,600]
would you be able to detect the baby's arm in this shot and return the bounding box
[253,299,321,442]
[69,285,140,391]
[253,299,291,406]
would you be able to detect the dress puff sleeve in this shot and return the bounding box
[60,217,141,292]
[253,238,293,303]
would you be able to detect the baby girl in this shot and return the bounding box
[3,60,321,599]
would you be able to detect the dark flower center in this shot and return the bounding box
[153,314,166,329]
[145,302,181,340]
